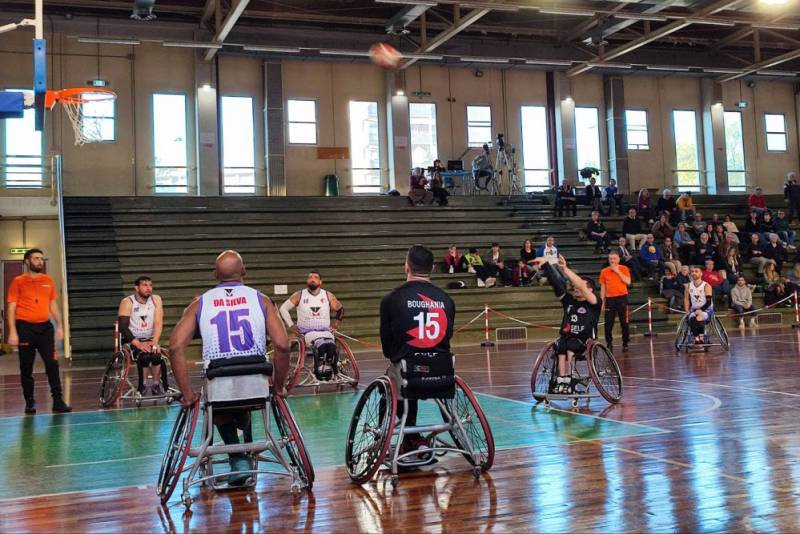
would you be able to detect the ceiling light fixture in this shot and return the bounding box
[525,58,573,66]
[77,36,141,45]
[613,13,668,22]
[685,18,736,26]
[242,45,301,53]
[374,0,438,5]
[319,49,372,57]
[460,56,509,63]
[163,41,223,49]
[539,7,596,17]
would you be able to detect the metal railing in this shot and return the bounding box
[0,154,60,206]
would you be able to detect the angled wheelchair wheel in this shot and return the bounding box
[345,377,396,484]
[271,395,315,489]
[711,315,729,350]
[157,398,199,504]
[588,342,623,404]
[99,349,130,408]
[285,337,306,393]
[675,315,690,352]
[335,336,360,386]
[530,341,557,401]
[448,376,495,471]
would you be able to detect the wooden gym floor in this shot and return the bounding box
[1,327,800,532]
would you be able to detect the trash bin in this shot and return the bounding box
[324,174,339,197]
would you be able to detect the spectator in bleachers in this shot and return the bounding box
[651,213,673,241]
[760,211,777,243]
[676,264,691,288]
[520,239,537,274]
[748,186,767,215]
[722,246,744,286]
[743,211,762,243]
[637,188,654,223]
[483,242,503,268]
[603,178,624,216]
[513,259,532,287]
[745,232,774,274]
[586,211,611,253]
[660,266,685,312]
[784,172,800,221]
[555,180,577,217]
[533,236,560,284]
[718,233,739,259]
[722,214,740,236]
[786,264,800,294]
[676,191,694,221]
[430,160,449,206]
[472,144,494,192]
[464,247,495,288]
[690,212,706,238]
[673,222,696,264]
[658,189,677,223]
[613,237,641,281]
[443,245,468,273]
[661,236,682,275]
[489,258,514,287]
[775,209,795,246]
[710,213,722,226]
[763,233,787,273]
[762,262,786,306]
[585,177,602,212]
[711,224,727,249]
[702,259,730,301]
[639,234,661,280]
[623,208,647,251]
[408,167,433,205]
[693,233,719,267]
[731,276,757,328]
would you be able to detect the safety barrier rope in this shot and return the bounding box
[652,291,796,318]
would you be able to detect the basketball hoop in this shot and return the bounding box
[45,88,117,146]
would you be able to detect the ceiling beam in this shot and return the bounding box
[717,47,800,82]
[204,0,249,60]
[400,7,490,69]
[567,0,746,76]
[386,4,431,34]
[200,0,216,30]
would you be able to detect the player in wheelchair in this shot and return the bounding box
[159,251,313,508]
[675,266,729,352]
[345,245,494,486]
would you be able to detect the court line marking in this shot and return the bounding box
[44,454,162,469]
[625,375,800,399]
[0,483,150,504]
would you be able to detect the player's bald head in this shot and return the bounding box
[214,250,245,282]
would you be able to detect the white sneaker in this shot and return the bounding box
[468,266,476,274]
[477,278,486,288]
[738,319,745,328]
[749,317,757,327]
[485,277,497,288]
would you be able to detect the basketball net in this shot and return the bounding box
[45,88,117,146]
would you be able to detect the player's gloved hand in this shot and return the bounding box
[180,388,198,408]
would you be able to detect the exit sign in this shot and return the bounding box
[9,248,28,255]
[411,91,431,97]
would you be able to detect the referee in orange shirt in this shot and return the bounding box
[6,248,72,414]
[599,250,632,354]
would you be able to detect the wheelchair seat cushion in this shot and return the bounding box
[401,352,455,400]
[206,354,273,380]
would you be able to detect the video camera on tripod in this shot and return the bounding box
[492,133,521,197]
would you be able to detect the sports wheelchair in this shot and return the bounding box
[99,341,180,408]
[674,312,729,352]
[157,356,314,509]
[530,339,623,408]
[285,334,359,393]
[345,354,494,487]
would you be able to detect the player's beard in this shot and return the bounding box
[307,283,320,291]
[28,262,44,273]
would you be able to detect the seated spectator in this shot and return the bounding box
[673,222,696,264]
[623,208,647,251]
[585,177,602,212]
[711,224,726,249]
[658,189,677,223]
[488,258,513,287]
[690,212,706,238]
[775,209,796,246]
[520,239,537,274]
[464,247,495,288]
[586,211,611,253]
[429,160,449,206]
[408,167,433,205]
[786,171,800,221]
[651,214,673,242]
[533,236,560,284]
[639,234,661,280]
[443,245,468,273]
[676,191,694,221]
[660,265,685,312]
[513,259,532,287]
[483,242,503,268]
[555,180,577,217]
[763,233,787,273]
[710,213,722,226]
[661,236,682,275]
[613,237,641,281]
[721,246,743,286]
[722,214,739,236]
[701,259,730,301]
[637,188,654,223]
[603,178,624,216]
[730,276,757,328]
[472,144,494,191]
[745,232,774,274]
[760,211,777,243]
[743,210,762,243]
[676,264,691,288]
[786,263,800,294]
[692,233,718,267]
[762,262,786,306]
[718,232,740,260]
[748,186,767,215]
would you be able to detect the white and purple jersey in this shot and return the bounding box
[297,288,332,334]
[197,283,267,363]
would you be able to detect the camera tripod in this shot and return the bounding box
[493,134,523,199]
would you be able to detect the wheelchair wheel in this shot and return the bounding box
[99,349,129,408]
[335,336,359,386]
[711,315,729,350]
[157,398,199,504]
[530,341,556,401]
[345,377,396,484]
[675,315,689,352]
[588,342,623,404]
[285,337,306,393]
[448,376,495,471]
[271,395,315,489]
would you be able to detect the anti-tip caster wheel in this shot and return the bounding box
[543,400,551,409]
[290,482,302,495]
[182,496,193,510]
[390,475,399,488]
[571,398,579,408]
[472,466,481,480]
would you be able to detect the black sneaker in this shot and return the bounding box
[52,399,72,413]
[24,401,36,415]
[622,345,629,353]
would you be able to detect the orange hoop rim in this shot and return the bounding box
[45,87,117,109]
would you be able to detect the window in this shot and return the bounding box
[221,96,256,194]
[349,101,381,194]
[575,107,601,181]
[520,105,550,191]
[287,99,318,145]
[409,103,438,169]
[153,94,189,194]
[81,93,115,142]
[672,110,701,191]
[765,113,787,152]
[723,111,746,192]
[625,110,649,150]
[2,89,43,188]
[466,105,492,147]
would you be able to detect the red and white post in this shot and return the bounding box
[114,320,119,352]
[644,297,657,337]
[480,304,495,347]
[793,291,800,329]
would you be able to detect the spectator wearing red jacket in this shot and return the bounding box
[443,245,468,273]
[748,187,767,215]
[701,259,730,299]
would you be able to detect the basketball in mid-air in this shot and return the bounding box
[369,42,402,69]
